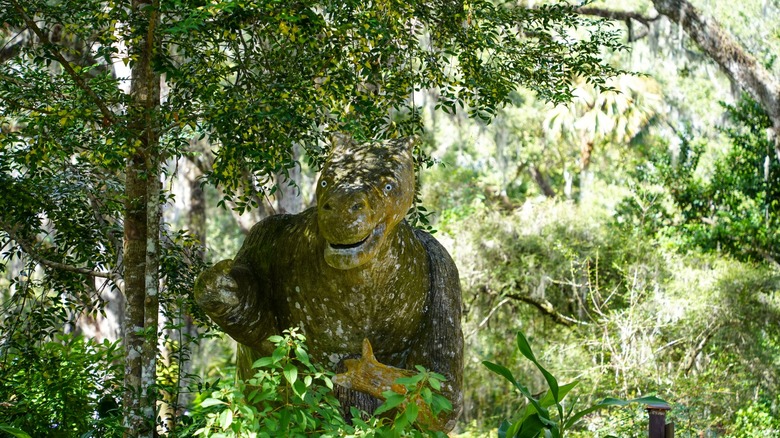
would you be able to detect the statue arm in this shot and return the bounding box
[194,220,280,351]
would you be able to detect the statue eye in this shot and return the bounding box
[320,180,328,188]
[384,183,393,192]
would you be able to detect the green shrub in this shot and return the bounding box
[0,333,123,437]
[183,328,451,437]
[728,399,780,437]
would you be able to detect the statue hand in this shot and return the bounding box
[332,339,414,399]
[194,259,240,316]
[333,339,448,431]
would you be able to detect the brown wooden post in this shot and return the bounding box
[646,403,671,438]
[665,422,675,438]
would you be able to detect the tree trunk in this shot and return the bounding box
[180,150,207,411]
[527,165,556,198]
[123,152,149,434]
[274,144,306,215]
[650,0,780,152]
[123,0,161,436]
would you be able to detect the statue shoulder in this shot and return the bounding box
[412,227,460,289]
[244,208,316,241]
[412,228,455,263]
[235,208,318,264]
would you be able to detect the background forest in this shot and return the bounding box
[1,0,779,437]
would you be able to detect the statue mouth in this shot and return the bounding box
[324,223,386,269]
[329,233,371,250]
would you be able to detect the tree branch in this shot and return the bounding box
[496,283,584,327]
[649,0,780,152]
[9,1,117,125]
[527,165,556,198]
[577,7,661,42]
[0,221,117,280]
[577,6,660,27]
[680,322,722,376]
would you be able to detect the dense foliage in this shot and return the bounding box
[180,329,453,438]
[634,97,780,264]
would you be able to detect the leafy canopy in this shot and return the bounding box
[162,0,625,206]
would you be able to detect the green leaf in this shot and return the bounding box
[515,413,547,438]
[482,360,518,387]
[221,409,233,430]
[404,402,419,424]
[484,360,553,425]
[283,363,298,385]
[0,426,32,438]
[292,379,307,398]
[525,381,579,419]
[421,387,433,404]
[272,347,286,363]
[498,419,511,438]
[264,416,278,432]
[431,394,453,414]
[396,373,424,386]
[252,357,274,368]
[295,346,310,365]
[517,332,560,403]
[375,393,405,415]
[200,397,227,408]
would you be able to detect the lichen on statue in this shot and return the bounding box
[194,136,464,431]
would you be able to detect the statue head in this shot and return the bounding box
[316,136,415,270]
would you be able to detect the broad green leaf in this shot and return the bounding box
[218,409,231,430]
[295,346,310,365]
[421,387,433,404]
[482,360,518,387]
[517,332,559,404]
[264,416,278,432]
[272,347,286,363]
[404,402,419,424]
[292,379,307,398]
[0,426,31,438]
[283,363,298,385]
[374,393,405,415]
[498,419,511,438]
[221,409,233,430]
[252,357,274,368]
[515,413,547,438]
[200,397,227,408]
[396,373,424,386]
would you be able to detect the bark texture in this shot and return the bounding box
[123,0,162,435]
